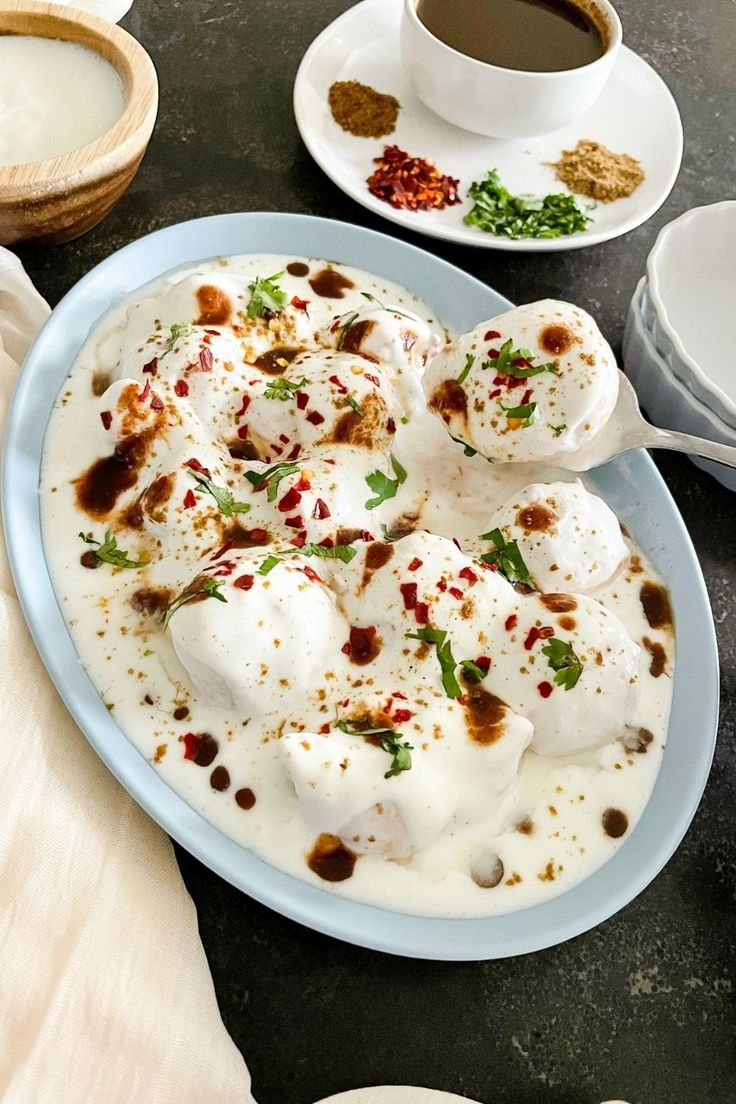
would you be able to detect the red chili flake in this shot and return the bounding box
[306,410,325,426]
[475,656,492,672]
[150,393,164,412]
[359,530,374,542]
[387,418,396,433]
[341,641,352,657]
[183,489,197,509]
[286,442,302,460]
[318,536,334,548]
[137,379,152,403]
[488,349,501,360]
[184,457,212,478]
[400,582,418,610]
[392,708,414,725]
[278,486,302,513]
[277,433,289,445]
[182,733,201,760]
[295,475,312,492]
[319,722,331,734]
[301,565,322,583]
[296,391,309,410]
[480,560,498,572]
[199,347,214,371]
[234,574,254,591]
[484,330,501,341]
[507,375,525,390]
[489,388,502,399]
[407,557,423,572]
[235,394,251,417]
[493,375,505,386]
[212,560,236,577]
[203,335,211,345]
[284,514,303,528]
[505,614,518,632]
[100,410,112,430]
[393,690,407,700]
[459,567,478,585]
[291,295,309,313]
[512,357,532,369]
[521,389,532,406]
[312,498,331,519]
[272,444,283,456]
[415,601,430,624]
[237,425,249,440]
[290,531,307,548]
[204,328,219,336]
[366,145,461,212]
[329,374,348,394]
[524,625,554,651]
[437,578,447,592]
[249,528,269,542]
[174,379,190,397]
[538,681,553,699]
[449,586,464,600]
[365,373,380,387]
[142,357,158,375]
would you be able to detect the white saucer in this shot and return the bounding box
[313,1090,482,1104]
[294,0,683,252]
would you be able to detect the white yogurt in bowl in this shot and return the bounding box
[40,255,674,918]
[0,35,125,167]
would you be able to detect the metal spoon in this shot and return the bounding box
[564,371,736,472]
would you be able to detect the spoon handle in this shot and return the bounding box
[644,425,736,469]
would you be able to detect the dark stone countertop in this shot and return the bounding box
[15,1,735,1101]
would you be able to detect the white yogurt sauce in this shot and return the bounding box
[0,36,125,167]
[40,256,674,917]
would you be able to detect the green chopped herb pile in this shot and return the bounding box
[464,170,591,240]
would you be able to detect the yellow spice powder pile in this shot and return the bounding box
[551,139,645,202]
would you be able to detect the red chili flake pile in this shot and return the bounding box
[366,145,461,212]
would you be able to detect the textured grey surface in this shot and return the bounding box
[15,1,735,1102]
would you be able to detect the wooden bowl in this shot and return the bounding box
[0,1,158,245]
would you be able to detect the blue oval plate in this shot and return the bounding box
[1,213,719,959]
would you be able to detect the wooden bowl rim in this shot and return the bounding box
[0,0,158,200]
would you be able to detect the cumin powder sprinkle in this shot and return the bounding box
[551,139,645,202]
[328,80,400,139]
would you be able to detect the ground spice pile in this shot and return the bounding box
[328,80,400,138]
[551,138,645,202]
[366,145,461,212]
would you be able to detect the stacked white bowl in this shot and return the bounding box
[623,200,736,492]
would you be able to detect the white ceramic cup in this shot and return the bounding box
[400,0,623,139]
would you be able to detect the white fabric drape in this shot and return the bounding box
[0,247,256,1104]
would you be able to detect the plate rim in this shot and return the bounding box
[1,210,718,960]
[293,0,684,253]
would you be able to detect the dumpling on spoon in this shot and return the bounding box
[422,300,619,465]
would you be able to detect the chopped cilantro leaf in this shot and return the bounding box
[479,528,535,588]
[79,530,148,569]
[247,272,287,318]
[360,292,415,321]
[482,338,558,379]
[336,718,413,779]
[163,575,227,628]
[257,555,281,576]
[346,394,364,417]
[550,423,567,438]
[499,399,539,428]
[244,461,301,503]
[456,353,475,385]
[541,637,583,690]
[336,312,359,350]
[406,626,461,699]
[166,322,194,351]
[364,454,407,510]
[186,467,251,517]
[264,377,310,401]
[459,659,489,683]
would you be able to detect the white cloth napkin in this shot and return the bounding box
[49,0,134,24]
[0,248,256,1104]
